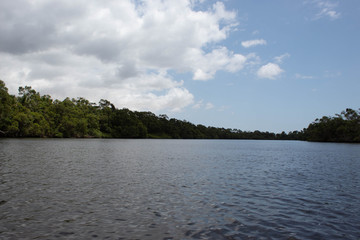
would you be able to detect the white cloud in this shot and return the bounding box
[274,53,290,64]
[191,47,247,80]
[241,39,267,48]
[192,100,204,109]
[205,102,214,110]
[126,87,195,112]
[257,63,284,79]
[0,51,194,112]
[316,1,341,20]
[308,0,341,20]
[0,0,245,112]
[192,100,214,110]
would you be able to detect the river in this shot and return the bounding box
[0,139,359,239]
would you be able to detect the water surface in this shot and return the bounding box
[1,139,359,239]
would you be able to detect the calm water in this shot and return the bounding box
[0,139,360,240]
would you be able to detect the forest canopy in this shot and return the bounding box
[0,80,359,142]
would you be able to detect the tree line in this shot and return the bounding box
[0,80,359,142]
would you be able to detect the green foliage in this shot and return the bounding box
[0,81,358,142]
[0,80,15,133]
[304,108,360,142]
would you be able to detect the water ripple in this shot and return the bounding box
[1,139,360,239]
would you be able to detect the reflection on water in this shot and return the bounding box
[0,139,360,239]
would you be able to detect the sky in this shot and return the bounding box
[1,0,359,133]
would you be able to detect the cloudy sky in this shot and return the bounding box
[1,0,359,132]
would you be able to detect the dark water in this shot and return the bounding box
[1,139,360,240]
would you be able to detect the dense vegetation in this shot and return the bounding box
[305,108,360,142]
[0,80,359,142]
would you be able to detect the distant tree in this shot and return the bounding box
[3,80,358,142]
[304,108,360,142]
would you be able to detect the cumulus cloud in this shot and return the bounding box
[241,39,267,48]
[257,63,284,79]
[0,0,247,112]
[191,47,247,80]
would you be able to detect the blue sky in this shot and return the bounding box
[1,0,359,132]
[177,0,360,132]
